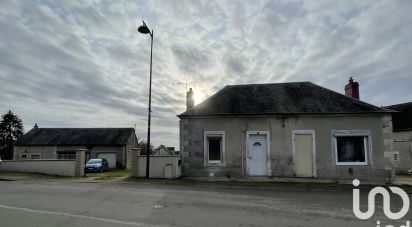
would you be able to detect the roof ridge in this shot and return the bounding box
[226,81,310,87]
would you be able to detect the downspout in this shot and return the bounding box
[236,119,246,177]
[241,133,244,177]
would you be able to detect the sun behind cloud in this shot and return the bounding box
[193,91,205,105]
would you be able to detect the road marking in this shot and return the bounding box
[0,204,164,226]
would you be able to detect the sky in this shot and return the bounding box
[1,0,411,148]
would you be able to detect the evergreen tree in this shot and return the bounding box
[0,110,24,160]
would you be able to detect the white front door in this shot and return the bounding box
[97,153,116,168]
[248,134,268,176]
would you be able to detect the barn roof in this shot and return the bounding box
[14,128,135,146]
[178,82,390,117]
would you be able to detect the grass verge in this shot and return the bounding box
[0,171,77,179]
[86,169,131,181]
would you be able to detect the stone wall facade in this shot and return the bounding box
[180,114,393,183]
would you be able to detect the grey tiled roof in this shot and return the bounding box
[15,128,135,146]
[385,102,412,132]
[178,82,390,117]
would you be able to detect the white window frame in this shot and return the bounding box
[332,130,371,166]
[292,130,317,178]
[204,131,225,166]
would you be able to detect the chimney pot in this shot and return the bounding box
[345,77,360,99]
[186,88,194,110]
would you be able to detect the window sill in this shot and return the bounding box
[336,162,368,166]
[205,162,225,167]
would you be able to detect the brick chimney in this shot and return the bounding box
[345,77,359,99]
[186,88,194,110]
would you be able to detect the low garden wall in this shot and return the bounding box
[131,148,181,179]
[0,149,86,177]
[0,160,77,176]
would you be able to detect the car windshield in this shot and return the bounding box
[87,159,102,164]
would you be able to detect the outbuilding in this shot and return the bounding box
[14,127,138,169]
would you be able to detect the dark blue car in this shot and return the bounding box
[85,158,109,172]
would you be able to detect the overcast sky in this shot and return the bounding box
[1,0,411,148]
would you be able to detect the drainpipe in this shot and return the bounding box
[241,135,244,177]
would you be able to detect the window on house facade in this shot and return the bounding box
[19,154,28,159]
[333,131,370,165]
[204,131,225,165]
[30,154,40,159]
[57,151,76,159]
[393,151,400,162]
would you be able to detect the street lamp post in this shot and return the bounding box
[137,20,153,179]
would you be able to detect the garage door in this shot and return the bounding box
[97,153,116,168]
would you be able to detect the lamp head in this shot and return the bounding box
[137,22,150,34]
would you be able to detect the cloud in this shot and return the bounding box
[1,0,411,148]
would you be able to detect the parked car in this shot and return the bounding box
[85,158,109,172]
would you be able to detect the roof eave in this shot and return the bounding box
[178,111,392,118]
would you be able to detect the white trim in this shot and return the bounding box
[203,131,225,166]
[292,130,317,178]
[246,131,271,176]
[331,130,371,166]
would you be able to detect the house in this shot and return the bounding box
[151,145,178,156]
[13,126,138,169]
[177,78,394,183]
[385,102,412,174]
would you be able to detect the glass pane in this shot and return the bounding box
[208,137,221,161]
[337,136,365,162]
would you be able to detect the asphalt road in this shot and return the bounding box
[0,180,411,227]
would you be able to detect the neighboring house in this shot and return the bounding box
[385,102,412,174]
[14,126,138,169]
[178,78,394,183]
[151,145,178,156]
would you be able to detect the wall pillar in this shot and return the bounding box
[75,149,86,177]
[131,148,140,177]
[382,115,394,183]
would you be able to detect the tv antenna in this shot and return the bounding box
[176,81,201,92]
